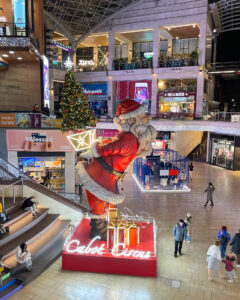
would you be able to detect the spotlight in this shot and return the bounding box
[2,54,8,58]
[17,57,23,60]
[9,51,15,54]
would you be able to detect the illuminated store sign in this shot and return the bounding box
[83,89,103,95]
[66,236,152,259]
[43,56,50,106]
[52,41,72,52]
[163,92,189,97]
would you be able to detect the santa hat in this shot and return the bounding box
[116,99,145,120]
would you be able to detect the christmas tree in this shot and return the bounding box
[60,70,97,133]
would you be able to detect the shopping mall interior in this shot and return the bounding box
[1,0,240,299]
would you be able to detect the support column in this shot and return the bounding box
[153,26,160,68]
[108,31,115,71]
[108,77,113,117]
[196,72,204,117]
[198,19,207,66]
[167,38,172,56]
[206,131,210,163]
[93,46,98,67]
[151,76,158,116]
[64,152,75,193]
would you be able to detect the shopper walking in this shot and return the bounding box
[43,168,51,188]
[184,213,192,243]
[222,256,238,282]
[230,229,240,267]
[189,162,194,181]
[173,219,187,257]
[217,226,231,258]
[206,240,222,281]
[203,182,215,207]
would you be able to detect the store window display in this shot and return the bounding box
[210,139,234,170]
[18,156,65,191]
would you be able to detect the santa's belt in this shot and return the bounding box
[96,157,124,178]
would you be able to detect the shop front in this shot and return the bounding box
[209,133,240,170]
[6,129,75,192]
[157,79,197,119]
[114,80,152,113]
[81,82,108,117]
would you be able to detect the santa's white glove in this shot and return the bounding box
[80,142,100,159]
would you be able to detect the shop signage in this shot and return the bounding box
[81,83,108,97]
[0,113,15,128]
[66,236,152,259]
[163,92,189,97]
[96,129,118,137]
[6,130,72,152]
[78,60,94,67]
[52,41,72,52]
[83,88,103,95]
[231,114,240,122]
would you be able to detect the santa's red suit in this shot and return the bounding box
[77,100,145,215]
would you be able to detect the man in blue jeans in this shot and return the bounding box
[173,219,187,257]
[217,226,231,258]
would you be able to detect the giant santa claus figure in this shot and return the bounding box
[77,99,156,239]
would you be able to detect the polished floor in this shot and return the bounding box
[11,162,240,300]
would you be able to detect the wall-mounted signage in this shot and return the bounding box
[52,41,72,52]
[81,83,108,97]
[163,92,189,97]
[43,56,50,107]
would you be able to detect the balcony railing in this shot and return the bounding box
[159,57,198,68]
[0,22,29,37]
[112,59,152,70]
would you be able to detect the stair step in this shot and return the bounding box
[16,221,70,286]
[4,218,68,271]
[3,198,27,215]
[0,214,60,260]
[0,282,22,300]
[4,210,31,227]
[0,208,49,247]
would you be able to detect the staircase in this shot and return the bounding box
[188,132,207,162]
[0,156,88,299]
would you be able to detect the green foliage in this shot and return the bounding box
[60,70,97,132]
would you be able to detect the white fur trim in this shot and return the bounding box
[76,162,125,205]
[119,106,145,120]
[80,141,100,159]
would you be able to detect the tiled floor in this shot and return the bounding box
[10,162,240,300]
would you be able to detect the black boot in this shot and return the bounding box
[90,218,107,241]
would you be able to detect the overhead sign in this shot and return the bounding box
[52,41,72,52]
[163,92,189,97]
[81,83,108,97]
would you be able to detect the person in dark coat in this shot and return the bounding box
[173,219,187,257]
[22,197,38,217]
[230,229,240,267]
[203,182,215,207]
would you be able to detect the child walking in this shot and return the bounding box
[222,256,238,282]
[184,213,192,243]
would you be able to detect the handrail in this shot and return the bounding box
[0,179,24,209]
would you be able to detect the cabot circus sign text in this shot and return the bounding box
[66,236,152,259]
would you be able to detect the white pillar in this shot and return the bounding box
[153,26,160,68]
[151,76,158,116]
[108,31,115,71]
[198,19,207,66]
[206,131,210,163]
[196,71,204,117]
[108,77,113,117]
[64,152,75,193]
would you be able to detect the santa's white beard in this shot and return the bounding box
[115,118,157,156]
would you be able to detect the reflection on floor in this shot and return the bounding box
[10,162,240,300]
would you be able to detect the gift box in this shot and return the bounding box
[107,208,118,223]
[107,221,125,254]
[124,221,140,247]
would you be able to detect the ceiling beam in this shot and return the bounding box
[44,9,77,49]
[75,0,144,45]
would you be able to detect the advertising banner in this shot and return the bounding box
[30,114,41,128]
[6,129,73,152]
[0,113,16,127]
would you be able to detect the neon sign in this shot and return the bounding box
[65,236,152,259]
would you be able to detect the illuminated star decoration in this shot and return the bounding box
[67,129,96,152]
[64,57,74,70]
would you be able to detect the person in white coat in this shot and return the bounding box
[206,240,222,280]
[16,243,32,271]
